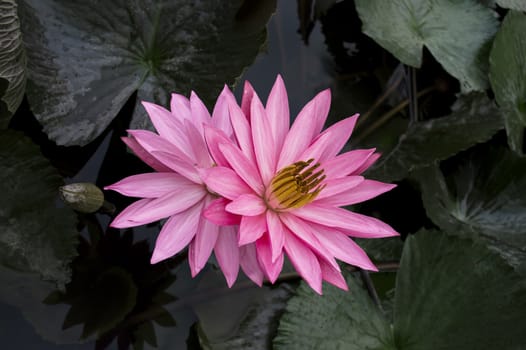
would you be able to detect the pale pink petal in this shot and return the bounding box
[314,176,364,201]
[214,226,240,287]
[141,102,193,157]
[226,193,267,216]
[283,229,323,294]
[170,93,191,120]
[219,142,264,195]
[105,172,194,198]
[128,129,194,165]
[110,198,152,228]
[228,100,255,162]
[266,211,284,263]
[241,80,255,119]
[203,125,234,167]
[256,233,284,283]
[265,74,289,152]
[212,85,235,136]
[277,89,331,169]
[240,244,264,286]
[251,94,277,185]
[183,119,212,167]
[124,185,205,226]
[190,91,212,134]
[351,153,381,175]
[150,151,202,184]
[201,166,252,200]
[309,223,378,271]
[122,136,171,172]
[299,114,359,163]
[239,214,267,245]
[279,212,340,271]
[150,202,203,263]
[322,149,376,180]
[319,259,348,291]
[294,203,399,238]
[203,198,241,225]
[189,215,219,276]
[316,180,396,207]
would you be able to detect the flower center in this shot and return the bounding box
[266,159,326,210]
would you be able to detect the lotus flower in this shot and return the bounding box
[202,75,398,294]
[105,88,264,287]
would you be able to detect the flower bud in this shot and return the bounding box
[59,183,104,213]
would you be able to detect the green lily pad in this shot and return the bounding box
[489,11,526,154]
[0,0,26,126]
[496,0,526,10]
[416,144,526,269]
[0,130,78,287]
[368,93,503,182]
[355,0,498,91]
[18,0,272,146]
[273,231,526,349]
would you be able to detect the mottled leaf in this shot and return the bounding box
[496,0,526,10]
[18,0,272,145]
[355,0,498,91]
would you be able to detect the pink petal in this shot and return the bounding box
[256,233,284,283]
[300,114,359,163]
[251,93,277,185]
[351,152,381,175]
[110,198,152,228]
[190,91,212,134]
[141,102,193,158]
[241,80,255,119]
[150,201,203,263]
[203,198,241,225]
[319,259,348,291]
[201,166,251,200]
[322,148,376,180]
[283,229,323,294]
[183,119,212,167]
[310,223,378,271]
[240,244,264,286]
[314,176,364,201]
[294,203,399,238]
[226,193,267,216]
[239,214,267,245]
[265,75,289,153]
[228,100,255,162]
[123,184,205,226]
[104,172,194,198]
[212,85,235,136]
[266,211,284,263]
[150,150,201,184]
[219,142,264,195]
[128,129,195,167]
[122,136,171,172]
[204,125,235,167]
[214,226,240,287]
[316,180,396,207]
[189,215,219,276]
[170,93,191,121]
[277,89,331,169]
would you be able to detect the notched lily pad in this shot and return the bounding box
[18,0,273,146]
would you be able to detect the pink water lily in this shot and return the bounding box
[105,88,264,287]
[203,75,398,294]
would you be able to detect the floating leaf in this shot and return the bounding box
[18,0,272,145]
[0,0,26,126]
[416,144,526,269]
[368,93,503,182]
[0,130,77,287]
[489,11,526,154]
[496,0,526,11]
[355,0,498,91]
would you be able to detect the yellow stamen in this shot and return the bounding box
[267,159,326,210]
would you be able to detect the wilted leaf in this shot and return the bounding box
[489,11,526,154]
[355,0,498,91]
[18,0,272,145]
